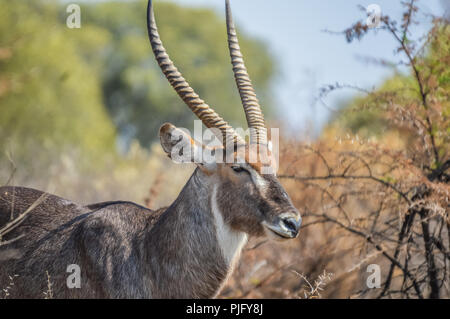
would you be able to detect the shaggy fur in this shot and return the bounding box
[0,125,301,299]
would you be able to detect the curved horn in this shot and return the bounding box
[225,0,267,145]
[147,0,244,146]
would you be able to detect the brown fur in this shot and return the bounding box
[0,0,301,297]
[0,126,300,299]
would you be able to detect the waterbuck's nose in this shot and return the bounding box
[280,215,301,237]
[263,212,302,239]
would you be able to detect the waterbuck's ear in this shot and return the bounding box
[159,123,201,164]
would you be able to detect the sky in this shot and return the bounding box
[166,0,447,137]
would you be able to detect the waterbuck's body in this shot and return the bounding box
[0,168,246,298]
[0,0,301,299]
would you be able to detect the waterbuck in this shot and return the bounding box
[0,0,301,298]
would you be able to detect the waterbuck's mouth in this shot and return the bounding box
[266,226,295,239]
[262,219,300,240]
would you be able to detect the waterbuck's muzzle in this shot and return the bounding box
[263,212,302,239]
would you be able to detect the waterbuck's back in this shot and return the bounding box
[0,186,165,298]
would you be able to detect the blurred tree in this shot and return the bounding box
[332,74,416,137]
[0,0,275,169]
[0,0,117,168]
[330,21,449,167]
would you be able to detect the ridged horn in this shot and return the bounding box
[147,0,244,146]
[225,0,267,145]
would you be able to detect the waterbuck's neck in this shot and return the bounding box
[143,168,247,298]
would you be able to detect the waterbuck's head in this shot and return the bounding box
[148,0,301,240]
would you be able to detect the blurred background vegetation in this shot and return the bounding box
[0,0,448,298]
[0,0,274,204]
[0,0,273,171]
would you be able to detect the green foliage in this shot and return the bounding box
[332,22,449,155]
[0,0,275,171]
[333,74,417,137]
[0,0,117,168]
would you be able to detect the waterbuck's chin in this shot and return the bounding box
[0,0,301,299]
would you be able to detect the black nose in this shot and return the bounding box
[281,216,301,235]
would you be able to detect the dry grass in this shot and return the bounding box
[0,141,192,208]
[0,0,447,299]
[1,274,18,299]
[1,132,447,298]
[43,271,53,299]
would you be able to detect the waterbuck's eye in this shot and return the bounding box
[231,166,247,174]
